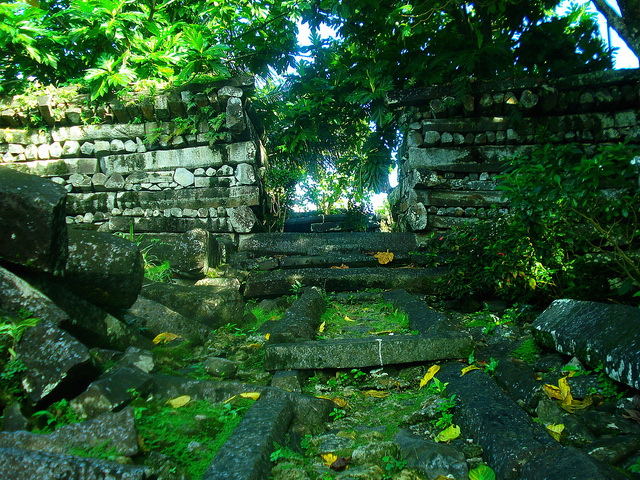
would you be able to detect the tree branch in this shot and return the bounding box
[591,0,640,59]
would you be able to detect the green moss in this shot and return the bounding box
[511,338,542,364]
[318,300,411,339]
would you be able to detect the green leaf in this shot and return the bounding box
[469,465,496,480]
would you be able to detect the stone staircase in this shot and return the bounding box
[228,232,448,298]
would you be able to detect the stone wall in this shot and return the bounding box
[388,69,640,231]
[0,76,267,234]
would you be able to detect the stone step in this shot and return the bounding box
[243,267,449,298]
[237,232,419,256]
[264,332,473,370]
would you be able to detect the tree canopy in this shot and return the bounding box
[0,0,617,203]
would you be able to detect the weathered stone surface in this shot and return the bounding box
[141,282,247,329]
[116,188,253,210]
[520,447,627,480]
[104,145,225,175]
[235,163,256,185]
[226,96,246,136]
[238,232,418,256]
[532,299,640,390]
[127,295,210,342]
[383,289,452,335]
[62,229,144,312]
[244,267,448,298]
[17,321,93,403]
[0,447,155,480]
[227,205,258,233]
[0,167,68,274]
[395,429,468,480]
[585,435,640,465]
[1,403,28,431]
[119,347,154,373]
[139,229,214,279]
[0,408,138,456]
[71,365,152,418]
[268,287,326,343]
[226,141,257,165]
[202,357,238,378]
[0,266,69,325]
[203,398,293,480]
[437,363,554,480]
[264,332,473,370]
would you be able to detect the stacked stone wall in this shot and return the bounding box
[0,76,266,234]
[388,69,640,231]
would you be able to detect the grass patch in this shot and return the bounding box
[317,300,412,339]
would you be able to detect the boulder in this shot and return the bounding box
[395,429,468,480]
[0,447,155,480]
[532,299,640,390]
[268,287,326,343]
[141,282,249,329]
[16,321,94,403]
[126,295,210,342]
[62,229,144,312]
[0,408,138,456]
[0,167,68,274]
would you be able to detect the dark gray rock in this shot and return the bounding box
[244,267,449,298]
[351,441,400,467]
[0,446,156,480]
[126,295,211,343]
[0,266,69,325]
[492,357,542,411]
[0,408,138,456]
[520,446,628,480]
[383,289,451,334]
[277,253,412,269]
[270,370,303,393]
[1,403,28,432]
[586,435,640,466]
[0,167,68,274]
[141,282,248,329]
[269,287,325,343]
[17,321,94,403]
[438,363,554,480]
[203,398,293,480]
[237,232,418,256]
[264,332,473,370]
[202,357,238,378]
[335,465,384,480]
[579,409,640,436]
[395,429,468,480]
[71,365,152,418]
[119,347,154,373]
[62,229,144,312]
[532,299,640,390]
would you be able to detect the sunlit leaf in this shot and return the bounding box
[543,383,563,400]
[321,453,338,467]
[265,333,271,340]
[331,264,349,269]
[240,392,261,400]
[546,423,565,441]
[318,321,326,333]
[152,332,181,344]
[370,329,394,335]
[374,251,394,265]
[435,424,461,443]
[167,395,190,408]
[331,397,350,407]
[246,343,263,349]
[420,365,440,388]
[362,390,390,398]
[469,465,496,480]
[461,365,481,376]
[344,316,354,322]
[558,376,573,405]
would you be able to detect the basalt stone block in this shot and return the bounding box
[383,289,452,334]
[0,408,138,456]
[244,267,448,298]
[0,447,155,480]
[520,446,627,480]
[203,398,293,480]
[0,167,68,274]
[268,287,326,343]
[532,299,640,390]
[264,332,473,370]
[437,363,554,480]
[17,321,93,403]
[71,365,152,418]
[62,229,144,312]
[395,429,468,480]
[141,281,248,329]
[100,145,224,175]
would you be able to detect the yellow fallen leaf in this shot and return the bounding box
[370,330,394,335]
[362,390,390,398]
[546,423,565,441]
[331,397,350,408]
[558,376,573,405]
[167,395,191,408]
[316,395,332,400]
[420,365,441,388]
[321,453,338,467]
[561,396,593,413]
[265,333,271,340]
[543,383,563,401]
[435,424,461,443]
[152,332,181,344]
[318,321,326,333]
[240,392,261,400]
[246,343,263,349]
[461,365,481,376]
[344,316,354,322]
[331,264,349,269]
[374,251,394,265]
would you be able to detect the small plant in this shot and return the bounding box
[32,399,80,433]
[434,394,457,430]
[628,457,640,473]
[512,338,542,364]
[482,358,499,375]
[290,280,304,296]
[382,455,407,478]
[0,310,40,359]
[69,441,120,462]
[424,377,449,396]
[329,407,346,421]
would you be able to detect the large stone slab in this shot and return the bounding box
[100,145,224,175]
[0,167,68,274]
[62,229,144,312]
[238,232,418,256]
[0,447,155,480]
[115,187,257,210]
[243,267,448,298]
[405,146,530,169]
[383,289,452,334]
[264,332,473,370]
[532,299,640,390]
[203,398,293,480]
[520,446,627,480]
[268,287,326,343]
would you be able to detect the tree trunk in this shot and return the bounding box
[591,0,640,60]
